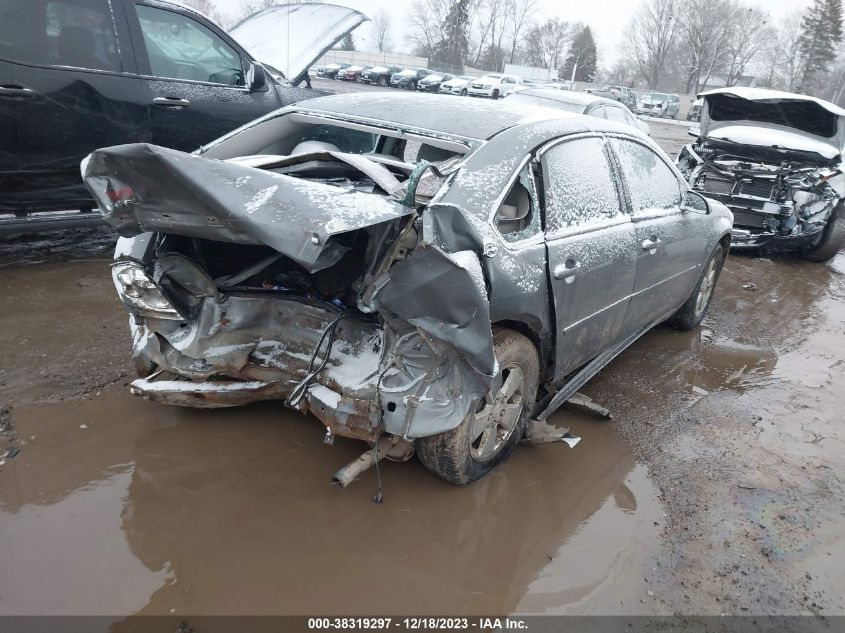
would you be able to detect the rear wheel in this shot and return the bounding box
[460,88,467,96]
[668,244,724,330]
[378,76,387,87]
[801,202,845,262]
[416,328,539,485]
[492,89,500,99]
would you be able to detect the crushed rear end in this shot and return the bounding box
[83,142,496,453]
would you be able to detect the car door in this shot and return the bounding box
[127,1,282,152]
[608,135,708,334]
[0,0,148,212]
[541,134,638,379]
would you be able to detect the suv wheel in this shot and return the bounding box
[378,76,387,87]
[415,328,539,485]
[668,244,724,330]
[492,89,500,99]
[802,201,845,262]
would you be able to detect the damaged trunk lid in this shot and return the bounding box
[83,143,414,273]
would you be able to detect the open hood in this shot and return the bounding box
[82,144,413,273]
[230,3,368,81]
[698,88,845,160]
[704,124,841,162]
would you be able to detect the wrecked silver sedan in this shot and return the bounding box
[678,88,845,261]
[84,93,732,485]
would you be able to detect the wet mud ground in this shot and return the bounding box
[1,108,843,616]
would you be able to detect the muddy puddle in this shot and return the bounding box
[1,225,843,616]
[0,390,662,615]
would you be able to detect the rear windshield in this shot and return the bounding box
[708,95,838,138]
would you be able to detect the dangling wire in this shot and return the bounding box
[286,312,346,408]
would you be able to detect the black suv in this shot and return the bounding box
[0,0,362,232]
[360,64,400,87]
[390,68,430,90]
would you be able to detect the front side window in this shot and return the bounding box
[494,163,541,243]
[541,136,623,234]
[0,0,120,71]
[610,138,682,213]
[135,4,243,86]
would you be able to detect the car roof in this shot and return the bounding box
[295,91,591,141]
[513,88,622,109]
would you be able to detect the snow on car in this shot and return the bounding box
[84,93,732,486]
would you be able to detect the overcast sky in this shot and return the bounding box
[211,0,812,67]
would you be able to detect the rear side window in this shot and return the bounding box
[611,138,682,213]
[494,164,541,243]
[541,136,623,234]
[135,4,244,86]
[604,107,629,124]
[0,0,120,71]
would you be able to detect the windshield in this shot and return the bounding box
[481,74,503,81]
[707,95,838,138]
[647,93,669,101]
[399,69,416,76]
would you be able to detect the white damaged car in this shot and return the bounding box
[678,88,845,261]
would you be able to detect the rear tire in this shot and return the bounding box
[416,328,539,485]
[492,89,500,99]
[801,202,845,262]
[668,244,724,330]
[378,76,387,87]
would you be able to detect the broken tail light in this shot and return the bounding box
[111,262,182,320]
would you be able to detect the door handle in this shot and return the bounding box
[152,96,190,108]
[641,237,662,253]
[553,259,580,283]
[0,85,36,98]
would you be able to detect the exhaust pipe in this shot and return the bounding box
[332,437,413,488]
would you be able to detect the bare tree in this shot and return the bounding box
[505,0,539,64]
[524,17,570,71]
[180,0,225,25]
[621,0,681,90]
[770,13,806,92]
[675,0,736,93]
[407,0,451,59]
[371,8,393,53]
[472,0,509,69]
[724,6,772,86]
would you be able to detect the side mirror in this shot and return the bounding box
[681,190,710,214]
[247,62,267,92]
[688,126,701,137]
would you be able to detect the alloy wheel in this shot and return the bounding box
[469,365,525,462]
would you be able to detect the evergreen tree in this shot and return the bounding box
[561,25,598,82]
[340,32,355,52]
[798,0,843,90]
[432,0,470,70]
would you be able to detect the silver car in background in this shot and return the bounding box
[439,75,476,96]
[84,93,731,486]
[505,88,651,135]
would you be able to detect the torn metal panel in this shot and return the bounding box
[84,143,414,273]
[372,245,496,380]
[377,330,488,438]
